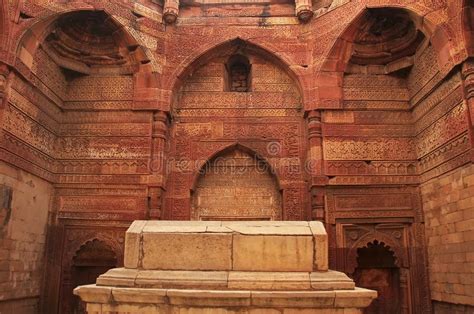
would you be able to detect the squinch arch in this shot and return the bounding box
[315,5,457,110]
[14,9,154,75]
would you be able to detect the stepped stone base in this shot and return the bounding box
[74,221,376,313]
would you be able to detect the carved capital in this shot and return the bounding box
[462,59,474,99]
[307,110,322,139]
[152,111,169,139]
[0,64,9,100]
[163,0,179,24]
[295,0,313,23]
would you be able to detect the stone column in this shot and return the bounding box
[295,0,313,23]
[399,269,410,314]
[307,110,328,221]
[163,0,179,24]
[148,111,169,219]
[462,59,474,162]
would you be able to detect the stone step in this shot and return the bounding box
[97,268,356,291]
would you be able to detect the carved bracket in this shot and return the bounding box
[295,0,313,23]
[163,0,179,24]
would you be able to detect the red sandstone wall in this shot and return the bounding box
[420,163,474,310]
[167,55,307,220]
[0,161,53,313]
[0,0,472,313]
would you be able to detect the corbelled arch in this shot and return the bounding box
[15,9,153,72]
[165,37,306,112]
[314,5,456,110]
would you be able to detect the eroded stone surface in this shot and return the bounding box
[233,234,314,272]
[142,232,233,270]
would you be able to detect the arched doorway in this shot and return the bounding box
[70,240,117,314]
[192,146,282,221]
[353,240,401,314]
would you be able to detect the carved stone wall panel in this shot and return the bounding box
[57,174,145,185]
[420,150,471,183]
[343,100,409,111]
[57,137,151,159]
[55,187,147,197]
[326,161,417,176]
[414,86,463,135]
[61,111,151,124]
[9,89,60,133]
[343,87,410,101]
[322,124,414,137]
[176,108,301,117]
[408,45,441,99]
[58,196,147,213]
[327,175,420,186]
[58,123,151,137]
[326,187,419,224]
[343,74,410,102]
[10,76,63,119]
[63,101,134,111]
[418,133,470,176]
[66,76,134,101]
[415,102,468,158]
[57,160,150,175]
[0,147,57,183]
[31,47,67,101]
[192,149,282,220]
[4,105,57,157]
[179,92,301,109]
[411,72,462,120]
[323,137,417,160]
[1,132,58,174]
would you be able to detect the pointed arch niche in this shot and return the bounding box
[191,145,282,221]
[164,38,307,220]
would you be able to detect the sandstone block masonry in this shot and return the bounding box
[0,162,53,314]
[421,163,474,311]
[74,221,376,313]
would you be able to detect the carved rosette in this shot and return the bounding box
[295,0,313,23]
[163,0,179,24]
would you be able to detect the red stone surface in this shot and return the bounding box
[0,0,473,313]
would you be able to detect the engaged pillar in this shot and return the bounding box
[462,59,474,162]
[307,110,328,220]
[147,111,169,219]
